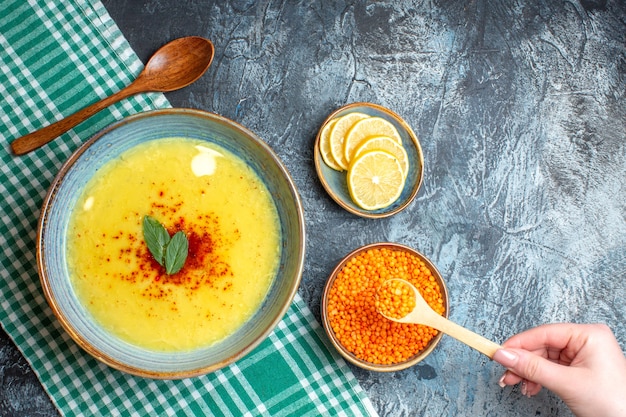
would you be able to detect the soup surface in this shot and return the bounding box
[67,137,281,351]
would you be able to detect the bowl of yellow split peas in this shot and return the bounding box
[314,102,424,218]
[321,242,448,372]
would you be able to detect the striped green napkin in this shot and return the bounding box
[0,1,376,416]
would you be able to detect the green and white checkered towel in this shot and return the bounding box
[0,1,376,415]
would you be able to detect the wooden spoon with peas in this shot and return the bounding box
[376,278,502,359]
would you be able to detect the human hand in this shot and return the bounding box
[493,323,626,417]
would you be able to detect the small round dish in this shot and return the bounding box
[37,108,306,379]
[314,103,424,218]
[321,242,448,372]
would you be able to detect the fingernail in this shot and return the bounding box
[498,374,506,388]
[521,380,528,396]
[493,349,518,367]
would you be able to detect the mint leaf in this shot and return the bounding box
[143,215,170,266]
[165,231,189,275]
[142,216,189,275]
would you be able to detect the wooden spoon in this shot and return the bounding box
[11,36,215,155]
[377,278,502,358]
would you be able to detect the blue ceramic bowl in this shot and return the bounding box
[314,103,424,218]
[37,108,306,378]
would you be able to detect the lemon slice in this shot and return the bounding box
[344,117,402,163]
[347,150,405,210]
[329,112,369,170]
[319,119,343,171]
[353,136,409,179]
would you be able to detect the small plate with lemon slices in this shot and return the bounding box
[314,102,424,218]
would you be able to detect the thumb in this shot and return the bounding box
[493,348,578,396]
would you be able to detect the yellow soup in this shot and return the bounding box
[67,138,281,351]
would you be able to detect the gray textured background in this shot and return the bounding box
[1,1,624,416]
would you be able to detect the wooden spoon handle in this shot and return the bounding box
[426,313,502,359]
[10,84,141,155]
